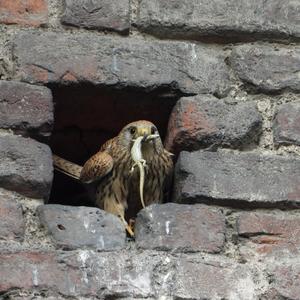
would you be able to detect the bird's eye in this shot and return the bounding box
[151,126,156,134]
[130,127,136,135]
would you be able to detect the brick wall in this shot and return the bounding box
[0,0,300,299]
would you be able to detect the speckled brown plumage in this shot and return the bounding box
[53,120,173,226]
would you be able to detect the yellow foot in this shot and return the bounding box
[118,214,134,237]
[129,219,135,234]
[125,223,134,237]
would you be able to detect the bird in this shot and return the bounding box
[53,120,174,235]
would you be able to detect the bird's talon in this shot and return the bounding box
[126,224,134,237]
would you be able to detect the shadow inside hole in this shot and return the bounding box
[48,83,179,212]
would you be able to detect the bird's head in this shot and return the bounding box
[118,120,163,151]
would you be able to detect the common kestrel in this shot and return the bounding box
[53,120,174,235]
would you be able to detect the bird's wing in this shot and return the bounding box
[80,151,113,184]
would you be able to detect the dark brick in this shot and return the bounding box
[273,101,300,146]
[174,258,256,299]
[0,80,53,137]
[0,189,25,241]
[13,31,231,96]
[135,203,225,253]
[165,95,262,154]
[174,151,300,208]
[237,211,300,258]
[268,263,300,300]
[61,0,130,33]
[0,0,48,26]
[0,135,53,199]
[37,204,126,250]
[0,251,160,298]
[137,0,300,42]
[230,44,300,92]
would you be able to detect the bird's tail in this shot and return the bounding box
[52,154,82,180]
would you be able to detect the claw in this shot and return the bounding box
[118,214,134,237]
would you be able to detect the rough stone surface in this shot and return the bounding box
[174,258,256,299]
[13,31,231,96]
[0,135,53,199]
[0,190,25,241]
[0,80,53,137]
[61,0,130,33]
[174,151,300,208]
[237,211,300,258]
[135,203,225,253]
[230,44,300,92]
[0,0,48,26]
[273,101,300,146]
[138,0,300,41]
[165,95,262,154]
[266,262,300,300]
[37,204,126,250]
[0,251,162,298]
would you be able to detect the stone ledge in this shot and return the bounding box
[37,204,126,250]
[13,31,231,96]
[174,150,300,208]
[135,203,225,253]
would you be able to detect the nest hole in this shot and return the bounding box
[48,83,179,212]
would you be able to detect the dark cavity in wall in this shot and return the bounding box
[48,83,180,208]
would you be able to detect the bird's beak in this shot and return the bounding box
[137,127,151,140]
[142,133,147,142]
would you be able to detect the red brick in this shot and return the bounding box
[237,211,300,257]
[273,101,300,146]
[0,135,53,199]
[0,80,53,137]
[0,0,48,26]
[0,189,25,241]
[0,251,157,297]
[61,0,130,33]
[174,258,256,299]
[268,263,300,299]
[165,95,262,154]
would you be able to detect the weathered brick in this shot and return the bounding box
[13,31,231,96]
[0,135,53,199]
[135,203,225,253]
[137,0,300,41]
[237,211,300,258]
[267,262,300,300]
[37,204,126,250]
[0,0,48,26]
[174,258,256,299]
[165,95,262,154]
[0,80,53,137]
[0,188,25,241]
[230,44,300,92]
[61,0,130,33]
[174,151,300,208]
[0,251,161,298]
[273,101,300,146]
